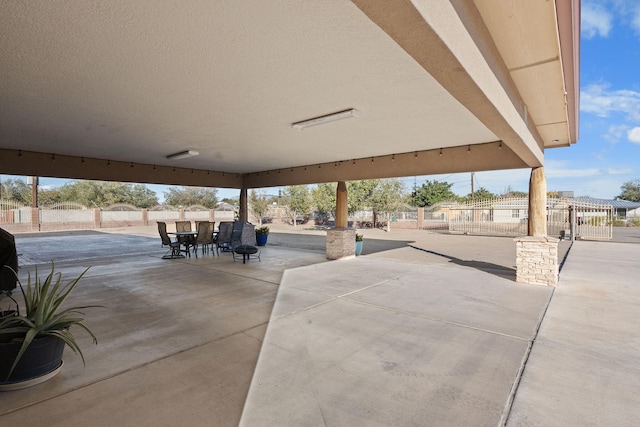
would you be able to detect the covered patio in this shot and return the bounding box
[0,226,555,425]
[0,2,579,269]
[2,226,637,426]
[0,1,583,424]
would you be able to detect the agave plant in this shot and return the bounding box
[0,263,101,380]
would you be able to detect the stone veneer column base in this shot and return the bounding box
[326,228,356,260]
[514,236,559,287]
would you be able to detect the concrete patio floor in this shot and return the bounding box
[1,225,639,426]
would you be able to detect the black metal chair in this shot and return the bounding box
[215,221,234,254]
[193,221,214,257]
[230,221,261,263]
[157,222,182,259]
[175,221,194,257]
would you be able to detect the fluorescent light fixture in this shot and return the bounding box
[166,150,199,160]
[292,109,360,130]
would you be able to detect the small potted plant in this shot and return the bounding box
[255,226,270,246]
[0,263,101,390]
[355,233,364,256]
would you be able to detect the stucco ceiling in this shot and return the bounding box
[0,0,579,188]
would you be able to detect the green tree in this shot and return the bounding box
[38,188,63,206]
[310,180,382,222]
[249,189,271,225]
[347,180,379,214]
[502,186,528,198]
[164,186,218,208]
[462,187,495,202]
[311,183,337,222]
[410,180,457,207]
[368,178,405,230]
[282,185,312,227]
[0,178,32,204]
[59,180,158,208]
[128,184,158,208]
[617,179,640,202]
[310,179,406,226]
[220,197,239,207]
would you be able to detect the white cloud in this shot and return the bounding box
[581,83,640,121]
[546,168,602,179]
[627,127,640,143]
[633,7,640,34]
[606,167,634,175]
[604,124,628,144]
[582,3,613,38]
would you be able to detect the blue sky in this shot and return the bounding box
[424,0,640,200]
[3,2,638,202]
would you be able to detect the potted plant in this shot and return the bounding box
[255,226,270,246]
[0,263,100,390]
[355,233,364,256]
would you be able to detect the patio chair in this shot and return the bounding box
[157,222,182,259]
[231,221,261,263]
[175,221,194,256]
[194,221,214,257]
[215,221,234,254]
[229,219,245,249]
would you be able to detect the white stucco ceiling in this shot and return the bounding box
[0,0,578,184]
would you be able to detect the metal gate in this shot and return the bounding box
[449,197,613,240]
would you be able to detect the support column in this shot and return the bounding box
[30,207,40,232]
[417,207,424,229]
[93,208,101,229]
[515,166,559,286]
[335,181,347,228]
[528,166,547,237]
[327,181,355,259]
[239,188,248,222]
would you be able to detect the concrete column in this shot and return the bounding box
[141,208,148,226]
[417,207,424,229]
[239,188,248,222]
[179,208,185,221]
[335,181,348,228]
[528,166,547,237]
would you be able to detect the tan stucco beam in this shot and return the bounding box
[555,0,580,144]
[0,149,242,188]
[243,142,526,188]
[1,144,526,191]
[351,0,544,167]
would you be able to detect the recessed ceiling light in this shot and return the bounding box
[166,150,199,160]
[292,109,360,131]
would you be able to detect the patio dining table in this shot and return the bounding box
[168,231,197,257]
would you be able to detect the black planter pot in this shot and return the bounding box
[0,335,65,387]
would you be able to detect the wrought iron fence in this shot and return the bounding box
[448,197,613,240]
[0,199,30,225]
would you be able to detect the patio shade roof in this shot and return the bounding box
[0,0,579,190]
